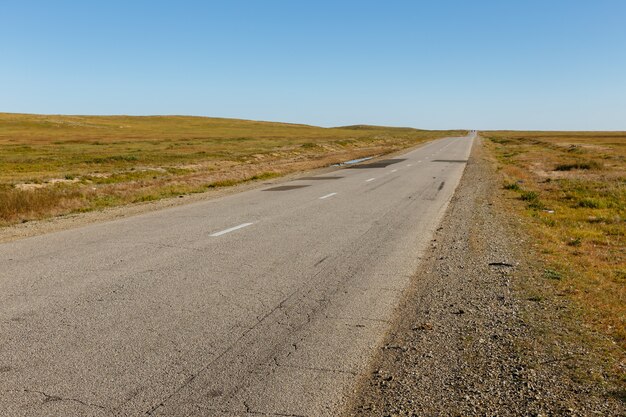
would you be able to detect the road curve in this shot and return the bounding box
[0,133,474,416]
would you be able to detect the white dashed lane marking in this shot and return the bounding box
[210,223,253,237]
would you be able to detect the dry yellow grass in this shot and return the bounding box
[483,131,625,348]
[0,113,463,226]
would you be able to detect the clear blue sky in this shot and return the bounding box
[2,1,625,130]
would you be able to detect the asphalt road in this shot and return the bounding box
[0,133,474,416]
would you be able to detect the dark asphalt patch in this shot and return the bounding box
[346,159,406,169]
[263,185,311,191]
[298,176,344,180]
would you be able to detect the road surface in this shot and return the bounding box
[0,133,474,416]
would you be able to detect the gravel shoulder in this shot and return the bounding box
[344,138,624,416]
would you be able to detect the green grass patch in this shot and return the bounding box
[544,268,563,280]
[520,191,539,201]
[88,155,139,164]
[485,130,626,348]
[577,198,603,209]
[503,182,521,191]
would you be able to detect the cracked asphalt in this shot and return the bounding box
[0,134,474,416]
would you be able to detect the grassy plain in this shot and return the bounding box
[483,131,625,349]
[0,113,463,226]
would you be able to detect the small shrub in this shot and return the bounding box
[520,191,539,201]
[528,199,546,210]
[519,190,545,209]
[504,182,521,191]
[541,217,557,227]
[566,145,584,153]
[489,137,513,144]
[613,270,626,282]
[89,155,139,164]
[567,237,582,247]
[503,151,519,158]
[544,268,563,280]
[586,216,604,223]
[208,179,239,188]
[250,172,280,181]
[578,198,602,209]
[554,161,602,171]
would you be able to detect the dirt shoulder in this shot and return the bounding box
[344,138,624,416]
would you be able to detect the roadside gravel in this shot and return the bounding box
[344,138,624,416]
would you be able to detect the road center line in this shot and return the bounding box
[391,169,398,173]
[366,178,376,182]
[210,222,253,237]
[319,192,337,200]
[406,164,412,167]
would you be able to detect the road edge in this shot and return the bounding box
[342,136,624,415]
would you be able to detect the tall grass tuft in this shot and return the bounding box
[555,161,602,171]
[0,187,85,224]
